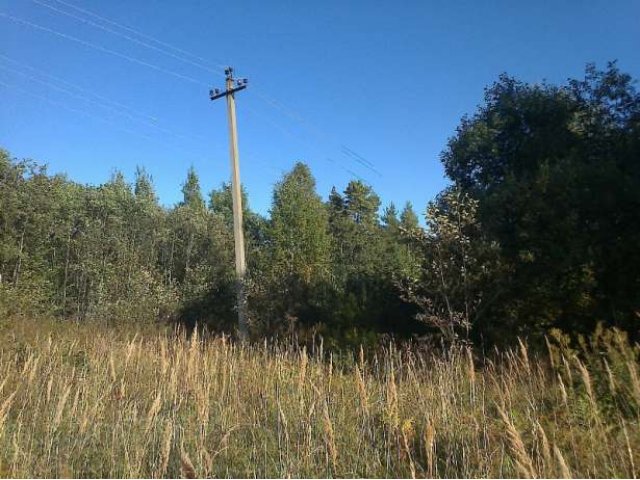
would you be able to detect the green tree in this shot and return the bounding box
[441,62,640,340]
[262,162,331,333]
[400,202,419,232]
[381,202,400,231]
[181,166,205,211]
[326,180,418,341]
[209,181,267,245]
[401,188,501,343]
[344,180,380,226]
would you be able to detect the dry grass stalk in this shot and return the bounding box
[604,359,616,396]
[536,422,552,473]
[298,348,308,392]
[545,336,557,370]
[467,347,476,386]
[1,317,640,478]
[557,373,569,406]
[278,402,290,447]
[70,386,81,418]
[575,359,598,416]
[518,338,531,374]
[26,356,39,387]
[109,352,117,383]
[145,390,162,435]
[45,376,53,404]
[423,421,436,478]
[627,361,640,405]
[622,420,637,479]
[322,399,338,474]
[158,419,173,477]
[0,391,17,438]
[160,340,169,376]
[53,384,72,430]
[497,403,537,478]
[401,418,416,479]
[554,445,572,478]
[355,364,369,414]
[386,369,400,429]
[562,355,574,386]
[180,447,196,479]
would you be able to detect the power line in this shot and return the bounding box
[0,78,158,142]
[31,0,227,78]
[243,103,374,185]
[0,62,209,146]
[24,0,382,179]
[0,53,159,124]
[0,60,277,177]
[0,78,230,166]
[48,0,228,71]
[0,12,206,86]
[3,6,380,181]
[0,75,278,177]
[251,86,381,177]
[0,63,148,124]
[1,77,281,199]
[340,145,381,176]
[341,145,375,168]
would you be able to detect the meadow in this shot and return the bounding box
[0,317,639,478]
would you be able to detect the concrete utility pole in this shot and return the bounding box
[210,67,249,338]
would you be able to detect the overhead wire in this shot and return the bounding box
[0,36,287,180]
[242,104,373,184]
[0,77,279,177]
[0,62,210,146]
[30,0,227,78]
[0,78,158,142]
[0,53,159,124]
[0,41,274,176]
[341,145,375,168]
[251,86,382,178]
[0,12,206,86]
[47,0,229,71]
[0,63,151,126]
[3,4,378,182]
[340,145,381,176]
[25,0,381,180]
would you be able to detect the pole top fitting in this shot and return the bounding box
[225,66,234,79]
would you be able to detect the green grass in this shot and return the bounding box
[0,317,639,478]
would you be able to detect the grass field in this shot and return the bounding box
[0,317,639,478]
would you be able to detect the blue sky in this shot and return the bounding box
[1,0,639,218]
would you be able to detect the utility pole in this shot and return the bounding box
[210,67,249,338]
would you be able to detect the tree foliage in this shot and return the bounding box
[441,61,640,341]
[1,62,638,347]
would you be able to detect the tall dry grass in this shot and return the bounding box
[0,318,639,478]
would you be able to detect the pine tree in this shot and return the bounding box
[134,166,157,203]
[382,202,400,231]
[181,166,205,211]
[344,180,380,225]
[400,202,419,232]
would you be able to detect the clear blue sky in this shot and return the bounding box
[1,0,639,217]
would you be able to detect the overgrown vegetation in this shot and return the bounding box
[1,317,640,477]
[1,62,639,347]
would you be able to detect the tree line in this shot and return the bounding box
[1,62,638,347]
